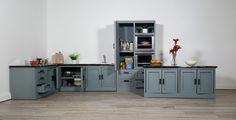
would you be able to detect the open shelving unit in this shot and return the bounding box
[59,66,85,92]
[115,20,155,91]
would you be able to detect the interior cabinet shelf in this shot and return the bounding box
[120,51,134,53]
[135,33,155,36]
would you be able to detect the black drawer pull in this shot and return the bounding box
[39,77,45,80]
[123,72,129,74]
[124,80,129,82]
[198,79,201,85]
[194,79,197,85]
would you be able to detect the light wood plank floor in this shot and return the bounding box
[0,90,236,120]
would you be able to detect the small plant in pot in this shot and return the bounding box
[69,52,79,64]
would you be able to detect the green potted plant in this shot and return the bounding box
[69,52,80,64]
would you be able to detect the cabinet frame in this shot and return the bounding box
[145,68,178,95]
[86,66,116,91]
[144,67,216,98]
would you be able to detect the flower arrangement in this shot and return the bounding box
[169,38,181,65]
[69,52,80,60]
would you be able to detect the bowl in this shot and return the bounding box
[185,60,197,67]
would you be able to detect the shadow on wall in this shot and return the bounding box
[191,51,204,65]
[155,24,164,61]
[97,24,115,63]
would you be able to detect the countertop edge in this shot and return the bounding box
[143,65,218,68]
[9,64,115,68]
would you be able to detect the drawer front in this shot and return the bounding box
[37,83,51,93]
[135,80,144,89]
[36,68,47,83]
[119,77,134,87]
[119,70,137,78]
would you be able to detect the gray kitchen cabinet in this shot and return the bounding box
[145,69,177,95]
[59,66,85,92]
[180,68,214,97]
[145,69,162,93]
[86,66,115,91]
[10,67,55,99]
[144,66,216,98]
[115,21,156,92]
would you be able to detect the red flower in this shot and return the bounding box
[169,49,174,54]
[169,38,181,54]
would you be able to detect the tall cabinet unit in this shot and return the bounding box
[115,21,155,91]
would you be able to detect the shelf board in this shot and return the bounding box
[135,33,154,36]
[137,44,152,46]
[120,51,134,53]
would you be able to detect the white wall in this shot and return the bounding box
[47,0,236,89]
[0,0,46,101]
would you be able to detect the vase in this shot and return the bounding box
[72,60,77,64]
[171,54,177,66]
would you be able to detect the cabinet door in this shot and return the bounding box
[86,67,101,90]
[162,69,177,94]
[180,69,196,95]
[101,67,115,90]
[197,69,214,94]
[146,70,162,93]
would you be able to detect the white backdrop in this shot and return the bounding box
[47,0,236,89]
[1,0,236,101]
[0,0,46,101]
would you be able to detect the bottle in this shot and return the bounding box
[129,42,133,51]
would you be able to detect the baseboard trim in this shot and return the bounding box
[0,92,11,102]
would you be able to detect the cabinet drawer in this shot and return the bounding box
[37,84,51,93]
[119,77,134,87]
[135,80,144,89]
[36,68,46,75]
[119,71,136,78]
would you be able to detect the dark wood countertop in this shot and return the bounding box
[9,63,114,68]
[143,65,217,68]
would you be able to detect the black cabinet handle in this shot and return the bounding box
[194,79,197,85]
[101,74,103,79]
[124,80,129,82]
[159,79,162,84]
[124,72,129,74]
[98,75,101,80]
[162,79,165,84]
[198,79,201,85]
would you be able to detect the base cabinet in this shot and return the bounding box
[144,67,216,98]
[59,66,85,92]
[10,67,55,99]
[145,69,178,96]
[86,66,116,91]
[180,69,215,98]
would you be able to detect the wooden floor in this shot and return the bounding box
[0,90,236,120]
